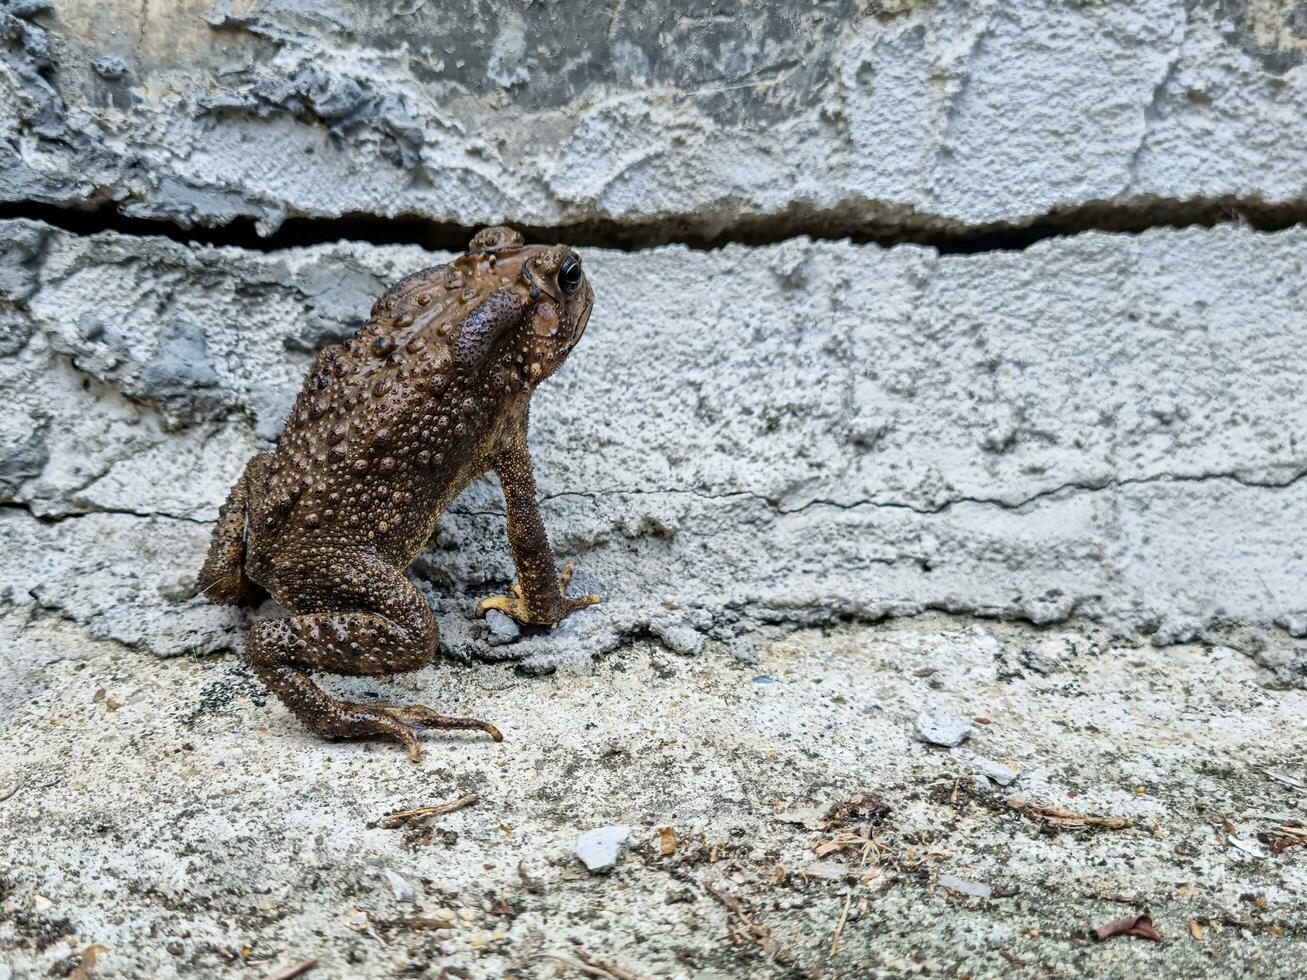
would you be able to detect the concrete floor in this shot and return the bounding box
[3,611,1305,978]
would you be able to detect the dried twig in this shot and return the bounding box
[520,949,650,980]
[1006,795,1130,830]
[570,945,653,980]
[523,953,615,979]
[705,883,815,977]
[814,830,891,859]
[262,959,318,980]
[517,861,545,894]
[706,883,762,926]
[829,890,853,956]
[814,832,861,858]
[380,792,479,827]
[899,849,946,868]
[395,915,454,930]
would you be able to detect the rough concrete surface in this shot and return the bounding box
[3,614,1307,978]
[1,1,1306,235]
[3,1,1307,977]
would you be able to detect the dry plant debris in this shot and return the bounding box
[67,944,110,980]
[517,861,546,894]
[795,791,897,886]
[823,792,891,828]
[829,890,854,955]
[656,826,678,856]
[1005,794,1131,830]
[705,883,817,978]
[378,792,480,827]
[1093,914,1163,942]
[520,944,651,980]
[261,958,318,980]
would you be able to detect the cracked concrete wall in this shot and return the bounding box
[1,1,1306,234]
[2,220,1306,691]
[1,1,1306,690]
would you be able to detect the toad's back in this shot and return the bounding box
[247,244,552,578]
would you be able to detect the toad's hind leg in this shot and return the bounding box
[247,551,502,760]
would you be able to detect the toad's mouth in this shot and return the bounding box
[566,294,592,352]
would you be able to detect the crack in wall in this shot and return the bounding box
[7,466,1299,530]
[776,466,1307,517]
[535,466,1307,514]
[0,500,207,526]
[406,466,1307,523]
[1,194,1304,257]
[7,465,1296,540]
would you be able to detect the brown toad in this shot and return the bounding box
[197,226,599,758]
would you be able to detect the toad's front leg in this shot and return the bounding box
[474,430,599,627]
[249,549,502,760]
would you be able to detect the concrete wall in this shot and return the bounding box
[2,0,1306,679]
[4,1,1307,234]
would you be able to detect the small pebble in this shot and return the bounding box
[805,861,848,880]
[972,756,1020,786]
[383,869,418,903]
[657,622,705,656]
[574,826,630,873]
[93,56,129,80]
[913,709,972,747]
[484,609,521,645]
[728,637,761,665]
[938,874,991,898]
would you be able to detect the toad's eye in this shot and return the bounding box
[558,256,583,297]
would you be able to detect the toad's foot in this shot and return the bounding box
[474,563,600,627]
[246,552,504,760]
[323,701,503,762]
